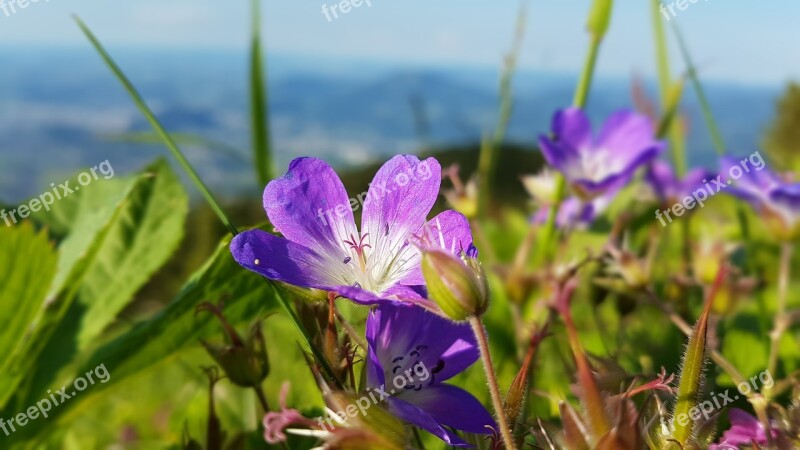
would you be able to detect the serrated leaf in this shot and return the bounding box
[13,160,188,410]
[0,224,58,369]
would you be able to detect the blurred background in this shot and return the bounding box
[2,0,799,203]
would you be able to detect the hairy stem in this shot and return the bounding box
[470,317,517,450]
[766,242,793,398]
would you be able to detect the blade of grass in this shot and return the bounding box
[73,16,238,237]
[671,24,725,156]
[670,23,754,248]
[74,16,341,389]
[250,0,273,187]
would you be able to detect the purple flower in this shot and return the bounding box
[531,194,613,228]
[230,155,475,305]
[722,157,800,239]
[365,302,495,447]
[709,408,777,449]
[646,161,714,205]
[538,108,666,200]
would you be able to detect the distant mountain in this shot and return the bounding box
[0,48,783,203]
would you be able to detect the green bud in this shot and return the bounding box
[421,249,488,321]
[587,0,613,39]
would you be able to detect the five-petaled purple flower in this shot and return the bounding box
[646,160,714,206]
[230,155,473,305]
[722,157,800,240]
[709,408,778,449]
[539,108,666,200]
[366,302,495,447]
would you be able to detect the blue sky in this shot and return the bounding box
[0,0,798,85]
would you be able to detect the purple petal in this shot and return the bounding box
[397,384,496,435]
[572,170,637,198]
[386,397,473,447]
[395,210,476,284]
[553,108,592,150]
[230,229,333,288]
[361,155,442,286]
[264,157,358,265]
[538,135,578,174]
[332,284,425,306]
[771,183,800,208]
[595,110,658,159]
[680,168,716,197]
[365,303,478,386]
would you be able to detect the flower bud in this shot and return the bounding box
[421,247,488,321]
[198,302,270,388]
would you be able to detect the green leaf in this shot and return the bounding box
[0,224,58,370]
[3,235,288,444]
[11,159,188,412]
[0,172,131,410]
[77,159,187,347]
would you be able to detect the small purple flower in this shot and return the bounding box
[722,157,800,239]
[646,161,714,205]
[709,408,777,450]
[532,194,613,228]
[365,302,495,447]
[230,156,474,305]
[539,108,666,200]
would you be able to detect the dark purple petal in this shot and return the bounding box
[365,303,478,386]
[230,229,333,288]
[538,135,578,174]
[264,158,359,266]
[771,183,800,208]
[361,155,442,287]
[397,384,496,435]
[553,108,592,149]
[385,397,473,447]
[332,284,425,306]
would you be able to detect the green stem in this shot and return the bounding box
[766,243,793,398]
[572,36,601,109]
[478,4,527,218]
[650,0,686,175]
[74,16,238,236]
[469,317,516,450]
